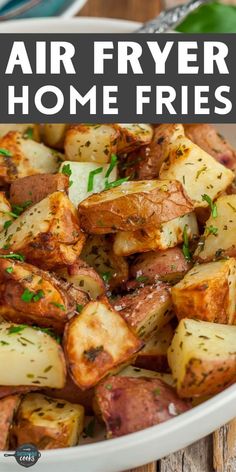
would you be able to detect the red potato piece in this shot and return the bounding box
[134,323,174,372]
[94,376,190,438]
[130,247,191,284]
[43,374,94,414]
[122,124,183,180]
[56,262,105,300]
[0,386,39,399]
[185,124,236,171]
[112,283,173,340]
[0,395,21,450]
[10,173,69,207]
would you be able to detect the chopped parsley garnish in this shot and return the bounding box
[104,176,129,190]
[182,224,192,261]
[105,154,117,179]
[21,289,45,303]
[87,167,103,192]
[0,148,12,157]
[0,253,25,262]
[76,304,84,313]
[23,127,34,139]
[50,302,66,311]
[153,388,161,396]
[83,345,104,362]
[206,225,218,236]
[12,201,32,216]
[61,163,72,177]
[136,275,149,283]
[5,266,13,274]
[3,220,12,231]
[102,271,112,284]
[7,325,27,334]
[105,384,113,390]
[202,194,218,218]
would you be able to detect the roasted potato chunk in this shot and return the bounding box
[42,124,68,150]
[115,124,153,154]
[79,180,193,234]
[11,393,84,449]
[56,262,105,300]
[171,258,236,324]
[135,323,174,372]
[113,212,198,256]
[122,124,183,180]
[63,299,143,390]
[65,124,119,164]
[0,124,39,141]
[0,386,39,399]
[0,132,62,184]
[0,395,20,450]
[159,128,234,208]
[59,161,117,208]
[0,192,14,233]
[195,195,236,262]
[0,192,85,270]
[81,235,128,290]
[112,283,173,340]
[0,258,84,332]
[185,124,236,171]
[0,322,66,388]
[120,365,174,386]
[168,318,236,397]
[130,247,191,284]
[10,173,69,207]
[43,374,94,413]
[94,376,189,438]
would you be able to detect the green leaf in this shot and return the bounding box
[50,302,66,311]
[76,304,84,313]
[202,194,218,218]
[3,220,13,231]
[0,148,12,157]
[105,154,117,178]
[5,266,13,274]
[87,167,103,192]
[102,271,112,284]
[61,163,72,177]
[104,176,129,190]
[23,127,34,139]
[7,325,27,335]
[0,253,25,262]
[21,288,34,303]
[177,1,236,33]
[182,224,192,262]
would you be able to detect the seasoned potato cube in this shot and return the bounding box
[135,323,174,372]
[168,318,236,397]
[122,124,181,181]
[63,298,143,389]
[172,258,236,324]
[115,124,153,153]
[81,235,128,290]
[56,262,105,300]
[0,132,62,184]
[42,124,68,149]
[11,393,84,449]
[94,376,189,438]
[79,180,193,234]
[185,124,236,171]
[0,192,85,270]
[0,322,66,388]
[43,374,94,413]
[0,192,14,233]
[65,124,119,164]
[0,395,21,450]
[0,124,39,141]
[112,283,173,340]
[59,161,117,207]
[113,212,198,256]
[10,173,69,207]
[195,195,236,262]
[159,130,234,208]
[130,247,191,284]
[0,258,85,332]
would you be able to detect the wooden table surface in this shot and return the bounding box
[77,1,236,471]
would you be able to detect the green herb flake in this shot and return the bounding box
[21,288,34,303]
[105,384,113,391]
[50,302,66,311]
[76,304,84,313]
[7,325,27,335]
[3,220,13,231]
[105,154,117,179]
[87,167,103,192]
[0,253,25,262]
[83,345,104,362]
[206,225,218,236]
[182,224,192,262]
[32,290,45,302]
[61,163,72,177]
[5,266,13,274]
[102,271,112,284]
[23,127,34,139]
[104,176,129,190]
[153,388,161,396]
[136,275,149,283]
[0,148,12,157]
[202,194,218,218]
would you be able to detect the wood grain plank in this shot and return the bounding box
[126,463,156,472]
[213,419,236,472]
[78,0,162,22]
[159,436,213,472]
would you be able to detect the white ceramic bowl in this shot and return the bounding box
[0,17,235,472]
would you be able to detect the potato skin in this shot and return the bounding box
[115,124,153,154]
[0,386,39,399]
[57,262,105,300]
[0,395,21,450]
[130,248,191,284]
[0,258,82,332]
[123,124,183,181]
[185,124,236,171]
[43,374,94,414]
[0,192,14,233]
[10,173,69,207]
[0,192,85,270]
[79,180,193,234]
[112,283,173,340]
[94,376,190,438]
[135,323,174,372]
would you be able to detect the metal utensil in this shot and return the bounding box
[137,0,211,33]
